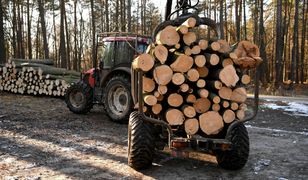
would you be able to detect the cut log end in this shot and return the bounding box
[166,109,185,125]
[199,111,224,135]
[184,118,199,135]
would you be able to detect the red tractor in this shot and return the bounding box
[65,33,151,122]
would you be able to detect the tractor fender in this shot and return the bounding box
[83,68,95,88]
[100,66,131,87]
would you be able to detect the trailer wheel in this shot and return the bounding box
[104,75,132,123]
[65,81,93,114]
[128,111,154,170]
[216,122,249,170]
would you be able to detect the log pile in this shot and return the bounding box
[0,59,80,96]
[132,17,261,136]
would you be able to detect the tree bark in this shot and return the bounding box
[38,0,49,59]
[60,0,67,68]
[0,1,6,63]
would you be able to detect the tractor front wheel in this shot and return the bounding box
[128,111,155,170]
[104,75,132,123]
[65,81,93,114]
[216,122,249,170]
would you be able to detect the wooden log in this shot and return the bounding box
[166,109,185,125]
[12,58,54,65]
[170,54,194,73]
[180,83,190,92]
[198,89,209,98]
[208,41,221,51]
[156,26,180,46]
[183,32,197,46]
[218,86,232,100]
[236,109,245,120]
[230,102,239,111]
[233,56,262,69]
[199,111,224,135]
[132,53,155,72]
[221,100,230,108]
[158,85,168,95]
[167,93,183,107]
[194,55,206,67]
[184,47,192,56]
[186,68,199,82]
[172,73,185,85]
[206,80,222,90]
[181,17,197,28]
[230,87,247,103]
[205,53,220,66]
[143,76,156,93]
[239,103,248,111]
[241,74,251,85]
[223,109,236,123]
[233,40,260,58]
[153,65,173,85]
[196,66,209,78]
[176,25,189,34]
[218,65,239,87]
[212,103,221,112]
[198,39,208,50]
[152,104,163,115]
[221,58,234,67]
[186,94,196,103]
[196,79,206,88]
[182,105,196,118]
[193,98,211,113]
[191,45,201,55]
[154,45,168,64]
[144,95,157,106]
[184,118,199,135]
[217,39,231,53]
[209,92,221,104]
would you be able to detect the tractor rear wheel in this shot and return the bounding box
[216,122,249,170]
[104,75,132,123]
[128,111,155,170]
[65,81,93,114]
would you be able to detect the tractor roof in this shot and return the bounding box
[103,36,150,44]
[98,32,151,44]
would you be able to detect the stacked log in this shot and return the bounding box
[0,59,80,97]
[132,17,261,136]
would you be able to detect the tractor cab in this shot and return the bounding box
[65,32,151,123]
[98,33,151,70]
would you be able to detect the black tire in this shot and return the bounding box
[216,122,249,170]
[103,75,133,123]
[65,81,93,114]
[128,111,155,170]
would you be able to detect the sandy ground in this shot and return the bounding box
[0,91,307,180]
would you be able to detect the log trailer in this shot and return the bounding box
[127,0,261,170]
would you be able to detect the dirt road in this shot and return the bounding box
[0,92,307,179]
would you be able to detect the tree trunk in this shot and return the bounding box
[60,0,67,68]
[73,0,78,70]
[0,1,6,63]
[127,0,131,32]
[90,0,96,68]
[292,0,299,83]
[27,0,32,59]
[105,0,109,32]
[300,0,307,82]
[64,9,71,69]
[274,0,284,87]
[259,0,268,84]
[219,0,224,38]
[38,0,49,59]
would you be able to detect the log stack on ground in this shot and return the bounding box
[0,59,80,97]
[132,17,261,136]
